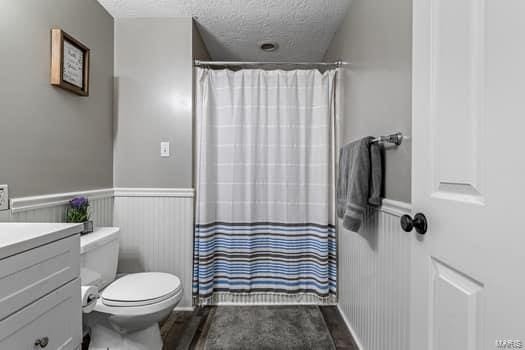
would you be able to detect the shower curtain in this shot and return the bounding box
[193,67,336,305]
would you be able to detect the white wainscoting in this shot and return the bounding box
[3,189,114,226]
[113,188,195,308]
[337,199,411,350]
[3,186,410,332]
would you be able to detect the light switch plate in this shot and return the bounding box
[160,142,170,157]
[0,185,9,211]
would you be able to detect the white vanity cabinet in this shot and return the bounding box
[0,223,83,350]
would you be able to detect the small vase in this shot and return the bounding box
[81,220,94,235]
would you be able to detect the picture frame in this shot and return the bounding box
[50,28,90,96]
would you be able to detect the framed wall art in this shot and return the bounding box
[50,28,90,96]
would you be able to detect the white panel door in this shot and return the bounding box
[411,0,525,349]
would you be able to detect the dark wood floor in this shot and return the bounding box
[160,306,359,350]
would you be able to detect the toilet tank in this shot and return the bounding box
[80,227,120,290]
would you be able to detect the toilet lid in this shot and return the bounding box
[102,272,182,307]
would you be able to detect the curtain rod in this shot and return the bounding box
[193,60,349,68]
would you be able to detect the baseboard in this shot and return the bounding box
[336,304,364,350]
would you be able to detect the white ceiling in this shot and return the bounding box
[98,0,351,61]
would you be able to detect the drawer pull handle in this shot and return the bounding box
[34,337,49,348]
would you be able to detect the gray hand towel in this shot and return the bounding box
[368,141,383,206]
[336,137,383,232]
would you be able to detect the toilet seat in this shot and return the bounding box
[101,272,182,307]
[93,272,183,317]
[93,287,183,317]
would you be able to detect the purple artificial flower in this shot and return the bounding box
[70,196,88,209]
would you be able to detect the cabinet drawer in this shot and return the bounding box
[0,234,79,320]
[0,278,81,350]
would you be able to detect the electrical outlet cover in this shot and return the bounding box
[0,185,8,211]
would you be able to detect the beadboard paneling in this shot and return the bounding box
[337,201,411,350]
[113,189,194,308]
[3,189,113,227]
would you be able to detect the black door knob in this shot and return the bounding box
[400,213,428,234]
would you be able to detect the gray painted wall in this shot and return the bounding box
[114,18,195,188]
[0,0,114,198]
[325,0,412,203]
[192,21,211,61]
[192,20,210,187]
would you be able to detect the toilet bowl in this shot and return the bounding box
[80,228,183,350]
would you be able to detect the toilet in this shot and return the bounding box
[80,227,183,350]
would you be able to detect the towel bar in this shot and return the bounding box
[371,132,405,146]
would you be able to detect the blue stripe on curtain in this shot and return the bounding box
[193,222,336,300]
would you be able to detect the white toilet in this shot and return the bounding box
[80,227,183,350]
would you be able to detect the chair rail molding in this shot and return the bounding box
[9,187,196,214]
[5,188,114,227]
[113,187,195,198]
[380,198,412,217]
[10,188,114,214]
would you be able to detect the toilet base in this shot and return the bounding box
[88,322,162,350]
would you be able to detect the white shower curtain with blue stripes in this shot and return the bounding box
[193,67,336,305]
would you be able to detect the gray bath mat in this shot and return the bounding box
[202,306,336,350]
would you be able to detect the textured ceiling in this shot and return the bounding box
[98,0,351,61]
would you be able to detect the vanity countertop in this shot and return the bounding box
[0,222,83,260]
